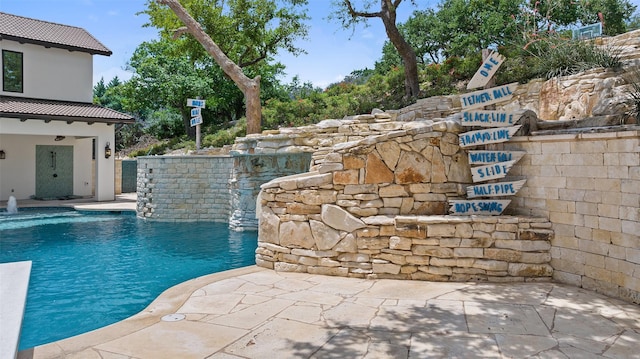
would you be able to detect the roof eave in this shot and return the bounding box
[0,112,134,124]
[0,34,112,56]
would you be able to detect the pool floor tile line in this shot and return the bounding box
[18,266,640,359]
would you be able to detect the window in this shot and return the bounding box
[3,50,23,93]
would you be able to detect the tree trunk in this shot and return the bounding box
[157,0,262,134]
[380,1,420,98]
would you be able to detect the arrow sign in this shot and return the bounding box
[449,200,511,215]
[461,110,522,127]
[191,107,201,117]
[468,151,526,165]
[471,160,516,182]
[190,116,203,127]
[467,179,527,198]
[459,83,518,110]
[467,51,506,90]
[187,98,206,108]
[459,125,521,148]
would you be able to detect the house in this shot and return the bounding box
[0,12,134,202]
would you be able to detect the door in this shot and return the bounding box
[121,160,137,193]
[36,145,73,199]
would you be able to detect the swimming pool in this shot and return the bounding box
[0,208,257,350]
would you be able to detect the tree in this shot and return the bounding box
[376,8,442,74]
[431,0,523,58]
[122,39,219,136]
[528,0,636,36]
[331,0,420,99]
[149,0,309,134]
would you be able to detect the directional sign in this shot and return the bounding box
[467,179,527,198]
[459,83,518,110]
[461,110,522,127]
[190,107,201,117]
[449,200,511,215]
[190,116,203,127]
[468,151,526,165]
[459,125,521,148]
[187,98,206,108]
[471,160,516,183]
[467,51,506,90]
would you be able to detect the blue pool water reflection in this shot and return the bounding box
[0,208,257,350]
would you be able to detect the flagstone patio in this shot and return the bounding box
[18,266,640,359]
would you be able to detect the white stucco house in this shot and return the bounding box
[0,12,133,202]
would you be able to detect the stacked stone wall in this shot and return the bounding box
[137,156,233,222]
[257,213,553,282]
[257,116,554,281]
[498,130,640,303]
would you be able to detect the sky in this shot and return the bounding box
[0,0,424,88]
[1,0,638,89]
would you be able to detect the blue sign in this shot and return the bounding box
[449,200,511,215]
[458,125,521,148]
[461,110,521,127]
[468,150,526,165]
[467,179,526,198]
[190,116,203,127]
[459,83,518,110]
[187,98,206,108]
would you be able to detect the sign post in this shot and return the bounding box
[449,52,527,215]
[187,98,206,150]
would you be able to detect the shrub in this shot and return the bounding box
[625,68,640,123]
[202,121,247,148]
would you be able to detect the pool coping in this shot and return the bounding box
[17,265,265,359]
[0,261,32,359]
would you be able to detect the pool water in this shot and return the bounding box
[0,208,257,350]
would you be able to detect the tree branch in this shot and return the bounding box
[344,0,382,19]
[172,26,189,40]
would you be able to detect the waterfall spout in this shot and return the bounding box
[7,196,18,214]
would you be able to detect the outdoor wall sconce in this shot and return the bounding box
[0,150,5,159]
[54,135,65,141]
[104,142,112,159]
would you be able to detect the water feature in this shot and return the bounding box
[0,208,257,350]
[6,195,17,214]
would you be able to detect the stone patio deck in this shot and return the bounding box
[18,266,640,359]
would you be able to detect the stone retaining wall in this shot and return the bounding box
[497,130,640,303]
[257,213,553,281]
[137,156,234,222]
[257,117,554,281]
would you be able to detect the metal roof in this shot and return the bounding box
[0,12,112,56]
[0,96,134,124]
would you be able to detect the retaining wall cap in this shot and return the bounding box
[260,171,321,189]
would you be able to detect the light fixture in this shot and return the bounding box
[0,150,5,159]
[54,135,65,141]
[104,142,112,159]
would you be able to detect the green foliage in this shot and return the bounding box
[528,36,622,79]
[433,0,522,57]
[628,13,640,30]
[202,121,247,147]
[420,54,482,96]
[145,109,185,139]
[625,68,640,122]
[128,141,170,157]
[144,0,309,66]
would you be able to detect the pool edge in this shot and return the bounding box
[17,265,266,359]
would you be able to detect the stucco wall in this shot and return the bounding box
[499,131,640,303]
[0,40,93,102]
[0,134,94,200]
[0,119,114,201]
